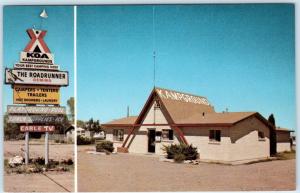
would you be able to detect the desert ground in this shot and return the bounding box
[4,140,74,192]
[78,145,295,192]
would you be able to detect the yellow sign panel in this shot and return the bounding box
[13,85,60,105]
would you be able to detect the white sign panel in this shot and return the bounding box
[14,63,59,71]
[156,89,210,106]
[7,105,66,115]
[8,115,65,124]
[20,51,54,64]
[5,68,68,86]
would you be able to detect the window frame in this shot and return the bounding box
[258,130,265,141]
[209,129,221,142]
[113,129,124,142]
[161,129,174,141]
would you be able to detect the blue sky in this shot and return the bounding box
[3,6,74,114]
[77,4,295,130]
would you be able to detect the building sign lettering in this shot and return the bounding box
[156,89,210,106]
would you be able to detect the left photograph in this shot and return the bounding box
[3,6,74,192]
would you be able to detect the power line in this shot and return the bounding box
[152,6,156,88]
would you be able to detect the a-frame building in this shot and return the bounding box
[102,87,275,164]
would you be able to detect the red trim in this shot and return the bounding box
[24,29,50,53]
[122,127,135,148]
[134,89,156,124]
[102,123,233,128]
[24,29,36,52]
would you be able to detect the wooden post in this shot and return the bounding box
[45,132,49,165]
[25,131,29,165]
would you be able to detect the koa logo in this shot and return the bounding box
[27,52,49,59]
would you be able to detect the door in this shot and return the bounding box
[148,129,156,153]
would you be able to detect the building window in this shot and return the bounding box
[154,100,161,109]
[209,130,221,142]
[162,129,174,140]
[155,131,162,142]
[258,131,265,140]
[113,129,124,141]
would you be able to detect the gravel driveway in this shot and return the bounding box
[78,145,295,192]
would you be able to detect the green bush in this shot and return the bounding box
[77,135,93,145]
[174,153,186,163]
[163,143,199,161]
[96,141,114,153]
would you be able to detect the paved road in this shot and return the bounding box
[78,146,295,192]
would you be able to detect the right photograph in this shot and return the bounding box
[77,4,295,192]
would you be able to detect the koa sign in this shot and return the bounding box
[8,115,65,124]
[14,63,59,71]
[20,52,54,64]
[7,105,66,115]
[13,85,60,105]
[20,125,55,132]
[5,68,68,86]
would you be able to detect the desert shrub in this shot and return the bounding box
[174,153,186,163]
[33,157,45,165]
[182,144,199,160]
[163,143,199,161]
[96,141,114,153]
[61,158,74,165]
[77,135,93,145]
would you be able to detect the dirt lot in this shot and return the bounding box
[78,145,295,192]
[4,140,74,192]
[4,140,74,160]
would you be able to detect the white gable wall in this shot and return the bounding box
[128,101,180,154]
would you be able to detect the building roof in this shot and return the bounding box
[175,112,256,124]
[105,116,138,125]
[276,127,292,132]
[103,87,270,127]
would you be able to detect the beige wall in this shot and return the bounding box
[227,116,270,162]
[182,127,231,161]
[277,143,291,152]
[105,127,129,152]
[183,116,270,162]
[276,131,291,152]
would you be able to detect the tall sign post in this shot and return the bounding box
[5,11,69,165]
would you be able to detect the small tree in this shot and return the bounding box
[268,114,276,126]
[85,118,101,133]
[67,97,75,123]
[77,120,85,128]
[268,113,277,155]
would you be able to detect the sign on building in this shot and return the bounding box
[5,68,68,86]
[20,125,55,132]
[156,88,210,106]
[7,105,66,114]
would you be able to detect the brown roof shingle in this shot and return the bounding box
[104,116,137,125]
[103,88,268,127]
